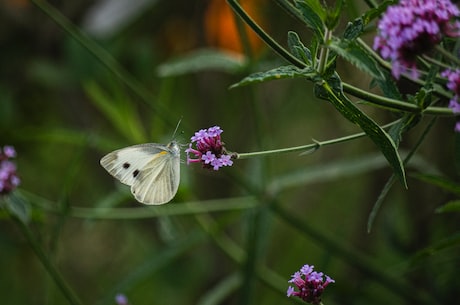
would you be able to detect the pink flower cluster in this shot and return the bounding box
[0,145,20,195]
[287,264,335,304]
[441,69,460,132]
[373,0,460,78]
[186,126,233,170]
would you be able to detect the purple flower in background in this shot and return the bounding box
[0,145,20,195]
[115,293,130,305]
[287,264,335,304]
[186,126,234,170]
[373,0,460,79]
[441,69,460,132]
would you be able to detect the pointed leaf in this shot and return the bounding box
[319,74,407,187]
[295,0,325,39]
[328,38,385,80]
[156,49,247,76]
[287,31,312,65]
[230,66,316,88]
[436,200,460,213]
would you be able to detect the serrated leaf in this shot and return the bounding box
[156,49,247,77]
[319,74,407,187]
[328,38,385,80]
[287,31,312,65]
[295,0,325,39]
[436,200,460,213]
[230,66,316,88]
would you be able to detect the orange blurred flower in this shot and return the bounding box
[204,0,266,56]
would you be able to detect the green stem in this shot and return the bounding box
[226,0,305,68]
[235,120,401,159]
[342,82,454,115]
[318,29,332,74]
[10,214,83,305]
[435,45,460,66]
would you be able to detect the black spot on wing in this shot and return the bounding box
[123,162,130,169]
[133,169,140,178]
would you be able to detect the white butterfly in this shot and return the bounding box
[100,141,181,205]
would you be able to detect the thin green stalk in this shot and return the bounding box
[10,213,83,305]
[342,82,454,115]
[30,0,177,128]
[235,120,401,159]
[226,0,305,68]
[318,29,332,74]
[436,45,460,66]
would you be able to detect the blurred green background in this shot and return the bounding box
[1,0,459,304]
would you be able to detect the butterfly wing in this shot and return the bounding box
[100,143,180,205]
[131,151,180,205]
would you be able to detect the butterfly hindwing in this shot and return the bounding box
[131,152,180,205]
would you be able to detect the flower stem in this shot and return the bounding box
[318,28,332,75]
[435,45,460,66]
[226,0,305,68]
[10,212,83,305]
[235,120,400,159]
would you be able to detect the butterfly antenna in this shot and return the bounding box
[172,117,183,139]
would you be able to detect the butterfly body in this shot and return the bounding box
[100,141,180,205]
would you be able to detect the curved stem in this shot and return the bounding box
[235,120,401,159]
[342,82,454,115]
[226,0,305,68]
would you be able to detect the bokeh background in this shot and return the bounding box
[1,0,459,304]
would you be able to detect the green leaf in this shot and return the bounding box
[156,49,247,77]
[287,31,312,66]
[436,200,460,213]
[230,65,317,88]
[410,173,460,195]
[328,38,385,80]
[343,18,364,40]
[325,0,343,30]
[2,191,30,224]
[83,81,147,143]
[319,74,407,187]
[295,0,325,39]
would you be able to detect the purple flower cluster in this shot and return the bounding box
[0,145,20,195]
[186,126,233,170]
[287,264,335,305]
[441,68,460,131]
[373,0,460,79]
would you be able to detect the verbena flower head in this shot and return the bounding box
[0,145,20,195]
[186,126,234,170]
[373,0,460,79]
[441,68,460,131]
[287,264,335,305]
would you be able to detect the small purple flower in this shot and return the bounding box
[441,69,460,132]
[374,0,460,79]
[287,264,334,305]
[115,293,129,305]
[0,145,20,195]
[186,126,234,170]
